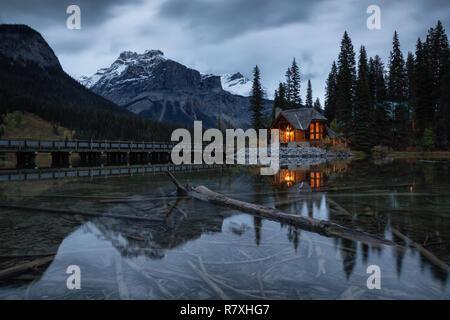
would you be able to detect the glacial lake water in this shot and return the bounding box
[0,158,449,300]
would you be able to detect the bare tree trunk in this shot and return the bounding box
[165,171,394,246]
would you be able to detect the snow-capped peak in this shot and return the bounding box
[80,50,167,88]
[220,72,253,97]
[216,72,272,99]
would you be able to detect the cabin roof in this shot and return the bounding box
[325,125,340,139]
[273,108,327,130]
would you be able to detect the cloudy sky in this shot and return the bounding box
[1,0,449,103]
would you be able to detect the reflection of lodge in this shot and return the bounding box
[272,166,326,188]
[271,164,348,189]
[270,108,344,147]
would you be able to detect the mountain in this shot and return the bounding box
[219,72,272,99]
[0,24,181,141]
[80,51,273,128]
[0,25,128,115]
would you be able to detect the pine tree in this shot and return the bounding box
[388,32,407,102]
[313,98,322,114]
[285,67,293,107]
[413,38,433,136]
[353,46,375,151]
[272,82,288,120]
[428,21,450,148]
[370,55,391,146]
[290,58,302,107]
[335,31,356,139]
[277,82,287,110]
[306,80,313,108]
[388,31,411,149]
[249,65,265,130]
[324,61,338,122]
[272,90,279,122]
[406,52,416,134]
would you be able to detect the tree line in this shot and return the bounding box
[324,21,449,151]
[248,59,322,130]
[247,20,449,152]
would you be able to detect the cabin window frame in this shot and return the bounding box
[309,121,324,141]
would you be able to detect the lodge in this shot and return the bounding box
[270,108,342,147]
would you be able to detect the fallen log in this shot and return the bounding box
[165,171,394,246]
[0,252,55,259]
[391,228,449,272]
[187,260,230,300]
[0,204,163,222]
[0,255,55,280]
[114,257,130,300]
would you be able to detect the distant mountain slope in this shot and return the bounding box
[80,50,273,128]
[0,24,130,115]
[0,24,181,141]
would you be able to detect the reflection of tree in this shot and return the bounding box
[340,238,357,279]
[287,226,300,252]
[253,217,262,246]
[392,233,406,277]
[249,173,265,246]
[325,158,450,284]
[361,243,369,264]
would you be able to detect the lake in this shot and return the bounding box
[0,158,449,299]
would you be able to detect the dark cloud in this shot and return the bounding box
[159,0,322,40]
[0,0,142,28]
[0,0,449,104]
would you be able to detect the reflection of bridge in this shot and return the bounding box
[0,163,229,182]
[0,139,181,168]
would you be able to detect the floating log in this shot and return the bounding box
[326,198,352,216]
[0,255,55,280]
[391,228,449,272]
[0,204,163,222]
[114,257,130,300]
[187,260,230,300]
[257,271,266,298]
[98,196,191,204]
[165,171,394,246]
[0,252,55,259]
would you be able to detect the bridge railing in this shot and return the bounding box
[0,139,183,151]
[0,139,242,155]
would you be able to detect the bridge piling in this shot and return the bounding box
[51,152,70,168]
[79,152,101,165]
[16,152,36,169]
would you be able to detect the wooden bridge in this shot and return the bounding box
[0,139,186,168]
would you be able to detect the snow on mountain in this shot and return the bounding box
[78,49,273,128]
[220,72,253,97]
[80,50,166,89]
[216,72,272,99]
[80,51,271,99]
